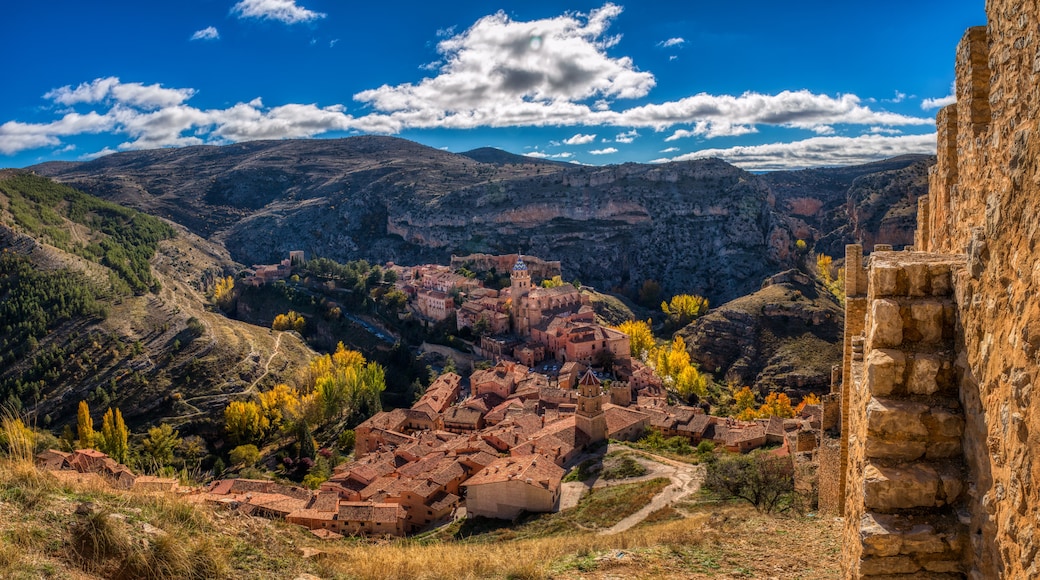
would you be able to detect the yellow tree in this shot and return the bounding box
[272,311,306,333]
[795,392,822,414]
[213,275,235,310]
[612,319,655,360]
[540,275,564,288]
[257,384,301,431]
[77,400,95,449]
[100,407,129,463]
[662,294,709,325]
[757,392,796,419]
[733,386,757,415]
[224,400,270,445]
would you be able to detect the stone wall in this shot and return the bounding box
[841,252,968,578]
[842,3,1040,577]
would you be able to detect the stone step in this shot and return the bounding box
[859,511,966,577]
[863,459,965,510]
[865,396,964,461]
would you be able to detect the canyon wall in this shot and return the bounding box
[842,2,1040,578]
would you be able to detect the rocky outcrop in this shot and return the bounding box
[760,155,934,258]
[32,137,798,305]
[678,269,843,394]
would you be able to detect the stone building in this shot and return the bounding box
[463,454,564,520]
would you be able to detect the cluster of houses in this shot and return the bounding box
[35,448,178,492]
[191,359,822,539]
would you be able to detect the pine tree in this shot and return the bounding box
[76,400,94,449]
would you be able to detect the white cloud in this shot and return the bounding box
[921,94,955,109]
[868,126,902,135]
[614,129,638,143]
[589,147,618,155]
[659,146,679,153]
[44,77,195,109]
[657,37,685,48]
[564,133,597,145]
[665,122,757,141]
[353,3,655,123]
[231,0,325,24]
[330,38,339,48]
[656,133,937,171]
[525,151,550,158]
[190,26,220,41]
[886,90,907,103]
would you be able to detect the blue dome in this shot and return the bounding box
[513,255,528,271]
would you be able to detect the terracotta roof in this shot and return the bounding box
[603,405,650,436]
[463,454,565,490]
[444,406,483,425]
[338,502,406,524]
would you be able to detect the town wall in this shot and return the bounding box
[842,3,1040,577]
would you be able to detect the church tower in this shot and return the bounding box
[510,254,531,336]
[576,369,607,444]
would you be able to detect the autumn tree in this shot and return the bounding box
[141,423,180,470]
[229,444,260,467]
[272,310,306,333]
[612,319,655,360]
[653,335,709,400]
[540,275,564,288]
[224,400,270,446]
[796,392,822,414]
[757,391,796,419]
[661,294,709,326]
[815,253,845,301]
[733,386,757,420]
[212,275,235,311]
[99,407,129,464]
[256,384,301,433]
[77,400,95,449]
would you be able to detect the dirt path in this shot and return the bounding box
[558,444,705,534]
[597,454,704,535]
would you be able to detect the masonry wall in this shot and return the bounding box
[913,3,1040,578]
[842,252,968,578]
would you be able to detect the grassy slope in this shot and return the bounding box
[0,455,840,580]
[0,171,315,435]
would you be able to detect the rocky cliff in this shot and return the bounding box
[30,137,921,307]
[760,154,934,258]
[678,269,843,395]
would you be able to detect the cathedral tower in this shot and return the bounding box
[576,369,607,444]
[510,254,531,336]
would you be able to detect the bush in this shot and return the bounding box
[228,444,260,467]
[704,452,795,513]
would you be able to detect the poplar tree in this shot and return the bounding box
[100,407,129,463]
[76,400,94,449]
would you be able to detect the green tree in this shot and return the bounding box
[637,279,662,308]
[141,423,180,470]
[704,452,796,513]
[76,400,94,449]
[540,275,564,288]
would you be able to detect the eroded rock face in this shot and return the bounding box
[679,269,843,394]
[32,138,799,305]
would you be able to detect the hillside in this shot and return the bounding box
[0,450,840,579]
[678,269,844,395]
[0,171,315,436]
[31,136,798,305]
[760,154,934,258]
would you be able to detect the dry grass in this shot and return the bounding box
[0,450,840,580]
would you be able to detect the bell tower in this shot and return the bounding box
[510,253,531,336]
[576,369,607,444]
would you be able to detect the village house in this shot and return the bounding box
[463,454,565,520]
[415,288,455,322]
[38,448,138,489]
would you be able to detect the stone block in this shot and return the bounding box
[859,555,921,576]
[906,263,930,296]
[922,559,965,573]
[901,524,949,554]
[864,463,940,510]
[911,301,945,343]
[924,408,965,439]
[866,439,927,461]
[865,349,906,396]
[870,299,904,348]
[874,265,902,296]
[860,513,904,557]
[867,398,929,439]
[908,355,942,395]
[929,264,953,295]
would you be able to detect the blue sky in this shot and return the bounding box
[1,0,984,170]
